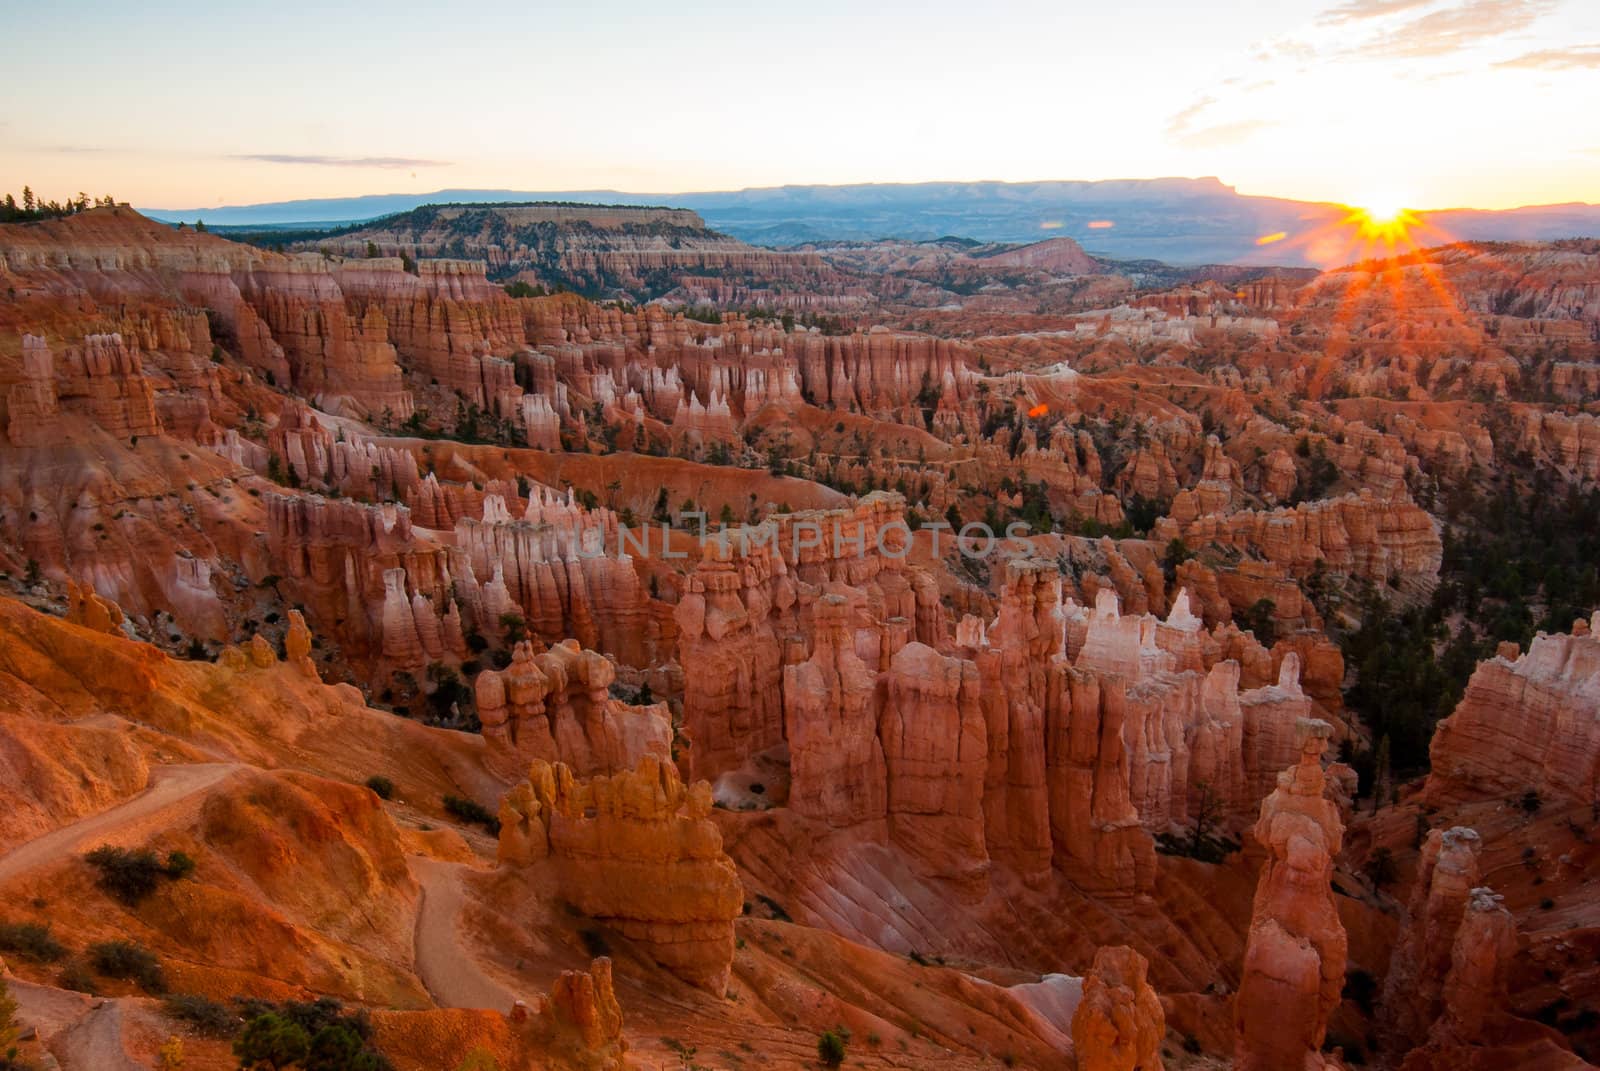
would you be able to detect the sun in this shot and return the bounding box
[1346,193,1418,244]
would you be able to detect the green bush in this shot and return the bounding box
[0,921,66,962]
[817,1027,849,1067]
[234,1012,309,1071]
[365,776,395,800]
[89,940,165,993]
[84,846,196,904]
[84,845,168,904]
[231,999,391,1071]
[163,993,239,1038]
[58,960,98,994]
[443,795,501,834]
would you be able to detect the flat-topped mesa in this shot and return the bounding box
[474,638,670,779]
[1234,718,1348,1071]
[1070,945,1167,1071]
[1163,488,1443,585]
[1381,827,1484,1052]
[496,757,742,993]
[1427,613,1600,808]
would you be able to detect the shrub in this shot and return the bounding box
[443,795,501,834]
[0,921,66,962]
[232,1000,390,1071]
[1521,790,1543,815]
[89,939,165,993]
[162,993,239,1038]
[365,776,395,800]
[84,846,196,903]
[158,1034,185,1070]
[58,960,98,994]
[234,1013,309,1071]
[817,1027,849,1067]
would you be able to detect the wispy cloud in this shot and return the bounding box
[1178,119,1277,148]
[1165,96,1218,137]
[1494,44,1600,68]
[1318,0,1435,25]
[1352,0,1558,59]
[229,154,451,169]
[1165,97,1275,148]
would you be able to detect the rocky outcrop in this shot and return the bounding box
[784,593,887,828]
[1070,945,1166,1071]
[1381,827,1483,1052]
[1234,718,1347,1071]
[496,757,742,993]
[880,639,988,892]
[1427,614,1600,808]
[674,532,790,780]
[525,957,628,1071]
[474,639,671,778]
[1167,488,1441,584]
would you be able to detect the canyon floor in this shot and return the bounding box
[0,203,1597,1071]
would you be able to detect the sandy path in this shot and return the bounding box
[52,1000,144,1071]
[410,857,521,1013]
[0,763,239,886]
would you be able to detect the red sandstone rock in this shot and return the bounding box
[1427,614,1600,808]
[1234,718,1347,1071]
[496,757,743,993]
[1070,945,1166,1071]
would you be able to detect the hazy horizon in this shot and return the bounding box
[3,0,1597,213]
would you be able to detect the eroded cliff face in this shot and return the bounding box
[1427,615,1600,807]
[475,638,671,779]
[496,757,743,993]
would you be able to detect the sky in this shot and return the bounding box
[1,0,1597,212]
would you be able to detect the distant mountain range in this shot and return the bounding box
[145,177,1600,267]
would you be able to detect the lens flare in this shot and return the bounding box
[1348,194,1417,244]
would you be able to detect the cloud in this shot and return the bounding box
[1165,96,1218,138]
[1318,0,1435,24]
[1494,44,1600,68]
[1353,0,1558,59]
[1175,119,1277,149]
[1165,97,1275,149]
[229,154,451,169]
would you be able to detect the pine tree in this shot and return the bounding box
[21,186,34,212]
